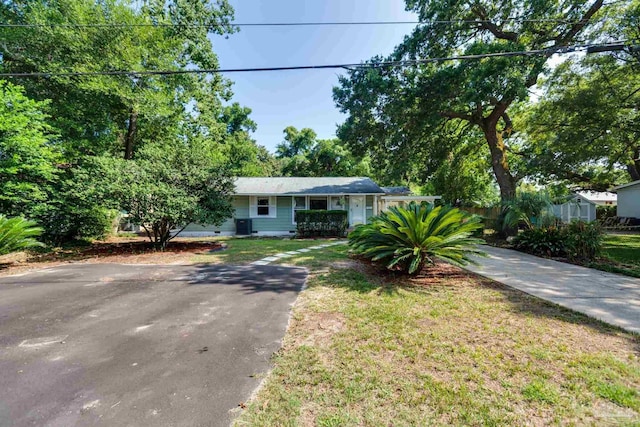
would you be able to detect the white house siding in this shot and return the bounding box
[617,185,640,218]
[181,196,249,235]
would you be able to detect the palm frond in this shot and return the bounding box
[0,216,45,256]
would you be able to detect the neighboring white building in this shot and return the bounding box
[577,191,617,206]
[552,194,597,223]
[612,180,640,219]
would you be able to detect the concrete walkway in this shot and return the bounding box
[464,246,640,334]
[250,240,346,266]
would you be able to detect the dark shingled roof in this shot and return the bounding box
[234,177,385,195]
[381,186,411,195]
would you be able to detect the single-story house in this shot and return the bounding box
[552,194,597,223]
[612,180,640,219]
[577,191,617,206]
[181,177,386,237]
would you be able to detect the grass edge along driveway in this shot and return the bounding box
[233,244,640,426]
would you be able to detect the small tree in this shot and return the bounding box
[95,140,235,250]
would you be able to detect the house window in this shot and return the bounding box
[309,197,328,210]
[250,196,277,218]
[292,196,307,224]
[330,196,345,210]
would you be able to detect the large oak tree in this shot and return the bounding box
[334,0,610,201]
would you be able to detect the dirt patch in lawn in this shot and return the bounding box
[0,238,224,277]
[297,311,346,348]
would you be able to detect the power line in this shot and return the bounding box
[0,18,606,29]
[2,43,627,78]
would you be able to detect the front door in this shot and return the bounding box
[349,196,365,226]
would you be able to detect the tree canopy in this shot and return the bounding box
[275,126,371,177]
[522,1,640,188]
[94,138,235,249]
[334,0,613,201]
[0,0,270,245]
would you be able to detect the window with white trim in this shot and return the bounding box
[250,196,277,218]
[309,196,328,210]
[292,196,307,224]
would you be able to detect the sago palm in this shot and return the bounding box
[348,203,486,275]
[0,216,45,256]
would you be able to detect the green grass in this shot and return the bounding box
[233,244,640,426]
[191,237,340,264]
[590,234,640,278]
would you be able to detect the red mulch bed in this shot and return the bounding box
[28,240,224,263]
[79,241,223,256]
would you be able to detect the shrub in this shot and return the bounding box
[596,205,616,221]
[500,191,554,233]
[512,221,603,261]
[296,210,348,237]
[512,227,566,257]
[33,202,116,245]
[564,221,603,261]
[0,215,45,255]
[348,203,485,275]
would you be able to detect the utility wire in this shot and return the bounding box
[0,42,630,78]
[0,18,607,29]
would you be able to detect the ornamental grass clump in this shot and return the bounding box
[0,215,45,256]
[348,203,486,275]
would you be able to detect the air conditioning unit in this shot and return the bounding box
[235,219,252,236]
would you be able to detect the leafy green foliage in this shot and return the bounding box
[420,134,499,206]
[1,0,237,160]
[0,80,59,217]
[523,54,640,187]
[276,126,370,177]
[334,0,609,200]
[32,188,117,244]
[513,221,603,260]
[512,227,566,257]
[564,221,603,261]
[94,139,234,250]
[522,0,640,187]
[348,203,485,275]
[295,210,348,237]
[501,191,555,232]
[0,2,271,245]
[596,205,617,221]
[0,216,45,255]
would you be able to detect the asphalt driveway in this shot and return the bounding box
[0,263,307,427]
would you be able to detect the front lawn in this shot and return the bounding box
[234,245,640,426]
[191,237,339,264]
[591,234,640,278]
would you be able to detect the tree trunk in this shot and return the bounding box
[627,163,640,182]
[481,126,517,201]
[124,110,138,160]
[628,147,640,181]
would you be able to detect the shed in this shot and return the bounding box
[552,194,597,223]
[612,180,640,219]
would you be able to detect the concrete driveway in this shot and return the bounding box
[0,263,307,427]
[466,246,640,333]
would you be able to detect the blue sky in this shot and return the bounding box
[212,1,417,152]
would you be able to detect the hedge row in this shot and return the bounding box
[295,210,348,237]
